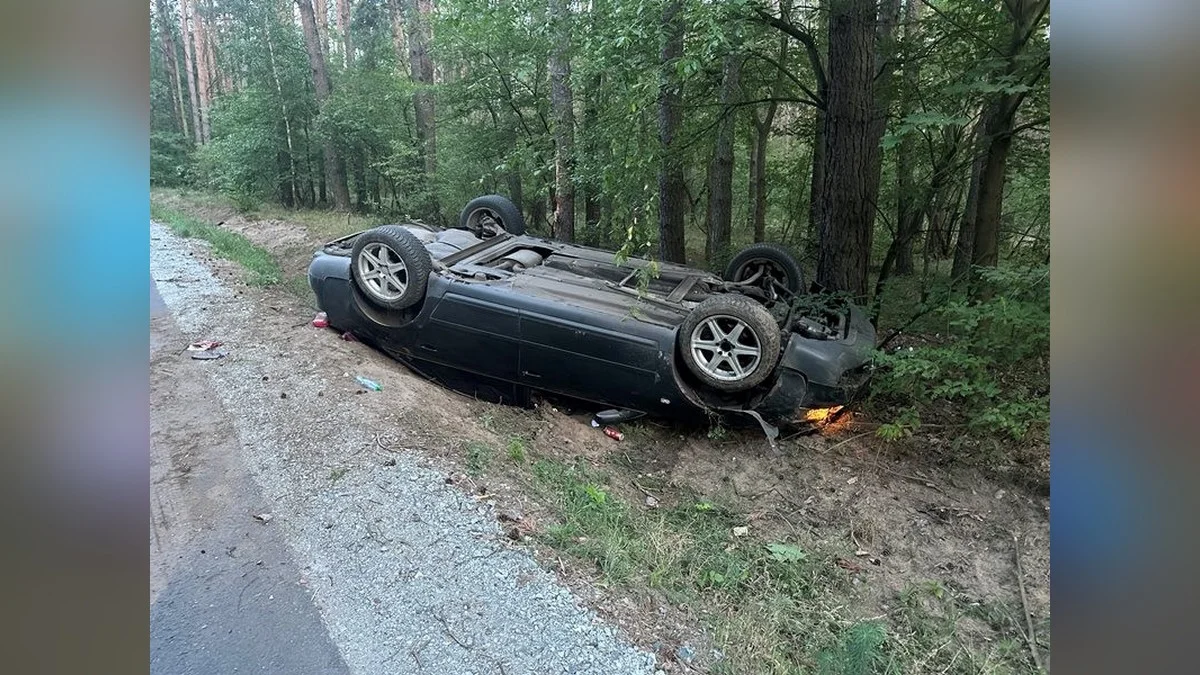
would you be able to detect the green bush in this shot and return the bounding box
[872,265,1049,441]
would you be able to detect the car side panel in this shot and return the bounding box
[419,292,521,380]
[518,310,663,407]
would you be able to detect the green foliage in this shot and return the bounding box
[874,265,1050,440]
[151,204,281,286]
[506,436,527,464]
[150,132,193,187]
[464,441,495,476]
[816,622,887,675]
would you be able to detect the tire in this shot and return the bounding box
[350,225,432,310]
[724,243,805,295]
[679,295,782,393]
[459,195,526,236]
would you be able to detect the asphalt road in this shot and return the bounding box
[150,276,349,674]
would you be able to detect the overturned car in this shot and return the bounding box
[308,195,874,434]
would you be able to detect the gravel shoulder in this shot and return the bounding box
[149,222,658,674]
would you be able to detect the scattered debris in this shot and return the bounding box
[252,513,274,524]
[590,419,600,428]
[732,526,749,537]
[340,331,357,342]
[312,311,328,328]
[645,495,659,508]
[355,375,383,391]
[186,340,223,351]
[190,348,227,360]
[602,426,624,441]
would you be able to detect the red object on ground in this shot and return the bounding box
[603,426,624,441]
[312,312,328,328]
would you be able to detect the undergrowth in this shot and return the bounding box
[522,457,1042,674]
[151,202,282,286]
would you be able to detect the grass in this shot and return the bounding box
[522,455,1042,675]
[506,436,527,464]
[464,441,495,476]
[151,202,282,286]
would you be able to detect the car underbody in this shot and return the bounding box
[309,197,875,437]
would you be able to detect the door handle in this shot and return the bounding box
[522,370,541,379]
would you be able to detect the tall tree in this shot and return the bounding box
[814,0,878,297]
[969,0,1049,287]
[748,0,792,243]
[386,0,407,68]
[756,4,828,251]
[336,0,354,67]
[892,0,922,275]
[315,0,330,53]
[405,0,437,179]
[155,0,189,140]
[549,0,575,242]
[705,52,741,264]
[657,0,687,264]
[296,0,352,210]
[952,117,986,280]
[192,1,214,143]
[179,0,203,144]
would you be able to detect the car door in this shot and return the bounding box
[412,287,521,381]
[518,308,663,408]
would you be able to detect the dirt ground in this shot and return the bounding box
[151,190,1050,671]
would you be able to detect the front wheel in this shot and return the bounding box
[679,295,782,393]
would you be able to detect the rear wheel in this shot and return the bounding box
[459,195,526,236]
[350,225,432,310]
[725,243,805,301]
[679,295,781,393]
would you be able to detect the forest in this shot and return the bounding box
[150,0,1049,446]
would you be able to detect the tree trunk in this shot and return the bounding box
[296,0,351,210]
[387,0,407,69]
[406,0,437,178]
[336,0,353,67]
[192,2,213,143]
[815,0,879,298]
[970,98,1016,270]
[657,0,687,264]
[264,11,297,207]
[893,0,922,275]
[155,0,189,140]
[353,150,368,210]
[315,0,329,54]
[179,0,203,144]
[968,0,1048,297]
[705,53,740,266]
[859,0,902,272]
[583,73,603,243]
[750,1,790,244]
[549,0,575,242]
[951,120,985,280]
[199,1,220,97]
[807,108,826,252]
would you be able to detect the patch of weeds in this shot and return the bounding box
[152,203,281,286]
[506,436,527,464]
[881,581,1042,674]
[328,467,348,483]
[816,621,887,675]
[464,441,495,476]
[707,422,728,441]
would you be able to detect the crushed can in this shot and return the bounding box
[603,426,623,441]
[312,311,328,328]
